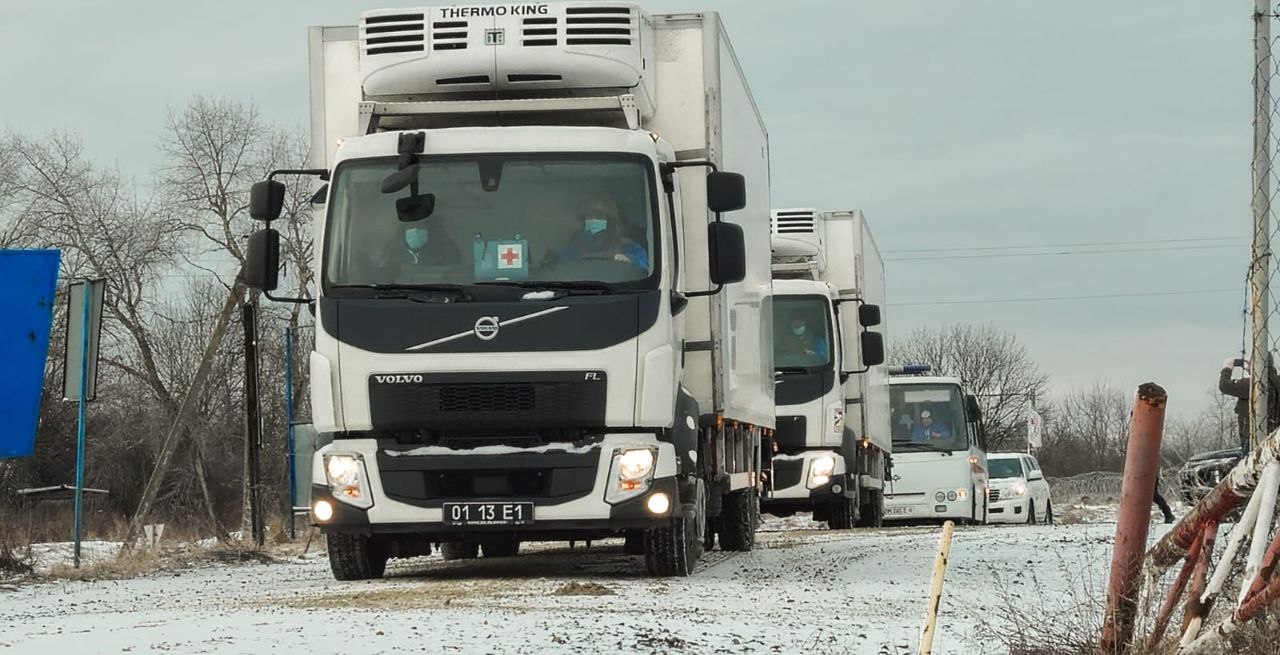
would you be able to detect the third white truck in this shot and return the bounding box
[762,208,889,528]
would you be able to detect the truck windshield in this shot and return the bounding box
[324,154,659,291]
[889,383,971,451]
[988,458,1024,479]
[773,296,833,371]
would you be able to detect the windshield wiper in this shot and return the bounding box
[892,441,954,455]
[475,280,614,295]
[329,283,470,302]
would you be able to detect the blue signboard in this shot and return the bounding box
[0,250,61,459]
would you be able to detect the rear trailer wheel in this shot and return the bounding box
[441,541,479,561]
[326,534,388,581]
[827,497,857,530]
[720,487,760,550]
[480,536,519,558]
[855,490,883,528]
[645,479,706,576]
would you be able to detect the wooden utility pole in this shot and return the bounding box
[1250,0,1273,454]
[242,296,265,547]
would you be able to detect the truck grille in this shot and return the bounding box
[368,372,607,431]
[362,13,426,55]
[522,16,558,46]
[564,6,634,46]
[772,209,817,235]
[988,489,1001,503]
[377,448,600,506]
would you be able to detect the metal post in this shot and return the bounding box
[1100,382,1167,654]
[917,520,955,655]
[284,327,296,540]
[72,279,92,568]
[242,300,264,547]
[1250,0,1272,455]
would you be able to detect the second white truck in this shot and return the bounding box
[762,208,889,528]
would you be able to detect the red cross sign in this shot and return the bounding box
[498,243,523,269]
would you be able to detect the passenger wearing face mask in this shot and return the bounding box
[777,317,829,366]
[558,194,648,271]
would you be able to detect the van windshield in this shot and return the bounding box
[323,154,659,292]
[889,383,971,451]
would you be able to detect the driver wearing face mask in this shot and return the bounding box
[779,318,829,366]
[558,193,648,271]
[388,222,463,282]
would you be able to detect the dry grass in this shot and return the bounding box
[551,581,615,596]
[40,541,277,582]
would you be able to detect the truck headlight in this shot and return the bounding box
[807,455,836,489]
[324,454,372,509]
[606,448,658,504]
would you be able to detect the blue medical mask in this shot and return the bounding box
[584,218,608,236]
[792,325,805,337]
[405,227,429,251]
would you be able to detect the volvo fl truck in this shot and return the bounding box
[763,209,889,528]
[241,3,774,578]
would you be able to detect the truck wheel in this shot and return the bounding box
[440,541,479,561]
[644,478,705,576]
[855,491,883,528]
[326,533,388,581]
[827,498,857,530]
[719,487,759,550]
[480,536,519,558]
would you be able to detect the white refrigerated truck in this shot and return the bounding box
[763,209,889,528]
[242,3,774,578]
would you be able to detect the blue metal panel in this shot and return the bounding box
[0,250,61,459]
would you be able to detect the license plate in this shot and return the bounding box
[442,502,535,526]
[886,506,914,516]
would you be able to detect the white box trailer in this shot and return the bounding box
[244,2,774,579]
[763,208,890,528]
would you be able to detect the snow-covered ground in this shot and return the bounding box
[0,509,1169,654]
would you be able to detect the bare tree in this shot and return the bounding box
[891,323,1050,451]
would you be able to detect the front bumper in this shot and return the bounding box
[882,494,972,521]
[310,435,679,538]
[762,451,854,513]
[986,497,1030,524]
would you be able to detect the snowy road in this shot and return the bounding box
[0,517,1143,654]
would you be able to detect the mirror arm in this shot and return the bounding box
[660,160,731,297]
[268,168,329,183]
[264,290,312,305]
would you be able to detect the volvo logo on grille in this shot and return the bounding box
[373,374,424,384]
[473,316,500,340]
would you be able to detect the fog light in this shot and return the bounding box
[946,491,958,502]
[934,492,946,502]
[646,492,671,515]
[831,484,843,494]
[313,499,334,522]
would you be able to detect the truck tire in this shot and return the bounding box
[828,497,857,530]
[644,479,705,576]
[855,491,883,528]
[719,487,759,551]
[480,536,519,558]
[440,541,479,561]
[326,533,388,581]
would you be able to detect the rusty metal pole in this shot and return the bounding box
[1100,383,1168,655]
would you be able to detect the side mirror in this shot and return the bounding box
[249,180,286,222]
[1028,470,1044,481]
[860,331,885,366]
[708,221,746,285]
[966,394,983,421]
[241,229,281,291]
[707,171,746,213]
[859,304,882,327]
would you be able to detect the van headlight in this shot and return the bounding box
[808,455,837,489]
[1010,482,1027,497]
[607,448,657,504]
[324,454,372,509]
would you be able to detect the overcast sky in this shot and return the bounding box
[0,1,1251,418]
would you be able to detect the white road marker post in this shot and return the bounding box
[918,520,956,655]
